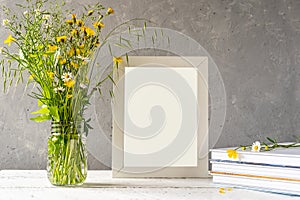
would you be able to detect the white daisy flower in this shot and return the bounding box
[23,11,29,16]
[77,55,90,62]
[42,14,50,20]
[251,141,261,152]
[2,19,9,26]
[45,24,52,29]
[61,72,73,82]
[54,86,65,93]
[35,9,41,16]
[80,83,87,89]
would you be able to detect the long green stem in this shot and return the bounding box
[48,125,87,186]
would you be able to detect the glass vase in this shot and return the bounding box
[47,121,87,186]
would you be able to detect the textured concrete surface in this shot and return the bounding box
[1,0,300,169]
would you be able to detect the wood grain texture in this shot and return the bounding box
[0,170,296,200]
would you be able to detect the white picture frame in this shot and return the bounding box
[112,56,208,178]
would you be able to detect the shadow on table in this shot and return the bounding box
[80,182,131,188]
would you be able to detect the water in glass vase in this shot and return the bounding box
[47,121,87,186]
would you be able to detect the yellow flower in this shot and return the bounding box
[241,146,246,151]
[4,34,16,46]
[56,36,67,43]
[47,71,55,79]
[219,188,225,194]
[95,39,100,47]
[48,45,58,52]
[76,19,84,27]
[76,48,80,55]
[88,10,94,16]
[265,145,269,150]
[71,29,78,36]
[85,27,95,36]
[66,94,73,99]
[79,44,84,49]
[64,80,75,88]
[93,21,104,29]
[72,14,76,20]
[29,74,34,80]
[68,48,75,56]
[70,61,79,68]
[227,188,232,191]
[107,7,114,15]
[2,19,9,26]
[226,149,238,159]
[29,54,38,58]
[113,56,122,64]
[66,19,73,25]
[59,59,67,65]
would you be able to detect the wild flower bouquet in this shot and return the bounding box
[0,0,135,185]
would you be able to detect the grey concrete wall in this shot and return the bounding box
[1,0,300,169]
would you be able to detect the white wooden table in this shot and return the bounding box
[0,170,298,200]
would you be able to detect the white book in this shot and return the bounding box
[211,161,300,180]
[212,174,300,196]
[210,144,300,167]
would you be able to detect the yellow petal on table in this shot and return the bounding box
[219,188,226,194]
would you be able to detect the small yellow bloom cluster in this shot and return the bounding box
[219,187,232,194]
[107,7,114,15]
[2,5,116,106]
[47,71,55,79]
[57,36,67,43]
[61,72,75,88]
[4,35,15,46]
[226,149,238,159]
[113,57,123,64]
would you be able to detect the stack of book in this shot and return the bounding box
[210,145,300,196]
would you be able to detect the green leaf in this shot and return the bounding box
[31,107,50,115]
[49,106,60,121]
[125,53,129,65]
[108,44,112,56]
[108,74,116,85]
[30,115,51,122]
[38,100,43,107]
[267,137,275,144]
